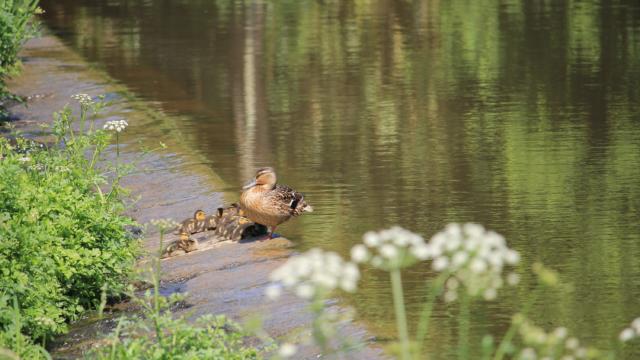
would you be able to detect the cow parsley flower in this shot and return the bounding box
[354,226,429,270]
[71,93,93,106]
[278,343,297,358]
[103,119,129,132]
[266,249,360,300]
[150,218,179,232]
[426,223,520,300]
[513,315,598,359]
[619,317,640,342]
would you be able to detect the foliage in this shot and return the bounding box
[0,0,40,118]
[91,222,261,360]
[0,295,50,360]
[0,97,138,344]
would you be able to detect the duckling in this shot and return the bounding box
[177,232,198,252]
[239,167,313,238]
[212,203,242,239]
[175,209,207,235]
[203,209,222,231]
[164,232,197,256]
[213,204,268,241]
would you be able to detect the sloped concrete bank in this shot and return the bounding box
[7,33,385,359]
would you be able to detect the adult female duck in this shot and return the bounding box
[239,167,313,238]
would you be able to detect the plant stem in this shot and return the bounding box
[458,292,470,360]
[115,132,120,177]
[415,272,449,352]
[391,269,411,360]
[152,230,165,350]
[79,108,86,135]
[493,285,541,360]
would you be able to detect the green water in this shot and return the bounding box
[40,0,640,357]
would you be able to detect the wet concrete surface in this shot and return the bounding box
[6,34,385,359]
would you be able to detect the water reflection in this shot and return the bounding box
[41,0,640,356]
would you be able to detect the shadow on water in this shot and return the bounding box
[39,0,640,357]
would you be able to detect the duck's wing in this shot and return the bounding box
[272,184,310,217]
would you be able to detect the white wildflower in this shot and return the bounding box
[411,244,431,260]
[103,119,129,133]
[470,258,488,273]
[350,244,369,263]
[553,327,568,340]
[17,157,31,162]
[432,256,449,271]
[565,337,579,350]
[268,248,360,300]
[265,285,281,300]
[363,231,380,247]
[278,343,297,358]
[451,251,469,267]
[619,327,636,342]
[427,223,520,300]
[574,348,587,358]
[516,317,592,359]
[507,272,520,286]
[446,277,459,290]
[295,284,315,299]
[380,244,398,259]
[483,288,497,301]
[71,93,93,106]
[444,290,457,303]
[519,347,536,360]
[352,226,429,270]
[149,218,179,232]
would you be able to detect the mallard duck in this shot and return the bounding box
[239,167,313,238]
[176,209,207,234]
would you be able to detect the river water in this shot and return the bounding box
[40,0,640,357]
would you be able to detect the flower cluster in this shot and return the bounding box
[427,223,520,301]
[278,343,297,358]
[71,93,93,106]
[514,315,598,359]
[266,249,360,300]
[103,119,129,133]
[150,218,179,233]
[350,226,430,270]
[619,317,640,342]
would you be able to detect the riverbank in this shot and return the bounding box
[7,33,384,358]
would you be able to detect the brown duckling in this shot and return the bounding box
[204,209,221,231]
[177,232,198,252]
[239,167,313,238]
[213,204,268,241]
[176,209,207,235]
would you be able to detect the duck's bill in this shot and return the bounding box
[242,179,257,190]
[304,204,314,213]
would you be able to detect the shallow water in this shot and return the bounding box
[40,0,640,356]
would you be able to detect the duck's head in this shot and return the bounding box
[243,167,277,190]
[194,210,206,221]
[179,232,190,241]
